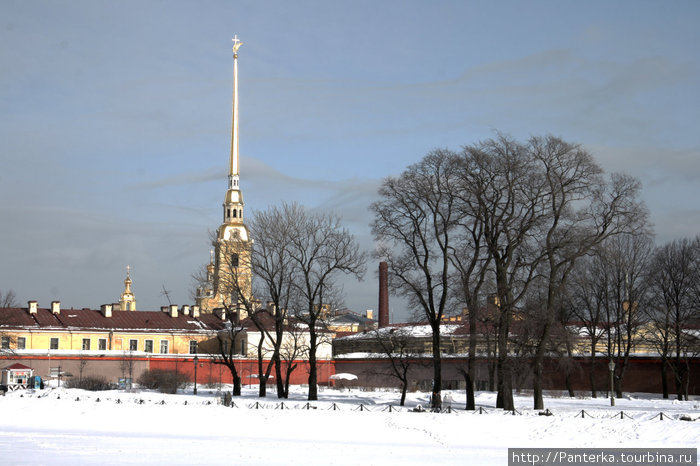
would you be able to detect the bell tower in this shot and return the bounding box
[119,265,136,311]
[197,36,253,317]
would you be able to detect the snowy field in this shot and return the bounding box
[0,385,698,465]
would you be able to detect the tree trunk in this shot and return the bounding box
[496,307,514,410]
[533,359,544,410]
[565,371,575,398]
[465,373,475,410]
[232,373,241,396]
[589,345,597,398]
[400,380,407,406]
[488,359,496,392]
[660,356,668,399]
[430,323,442,410]
[307,326,318,401]
[466,303,477,410]
[274,353,284,398]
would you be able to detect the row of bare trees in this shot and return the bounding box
[569,234,700,401]
[371,133,649,410]
[197,203,366,400]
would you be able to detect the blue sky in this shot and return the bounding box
[1,1,699,320]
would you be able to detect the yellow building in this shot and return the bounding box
[0,301,226,355]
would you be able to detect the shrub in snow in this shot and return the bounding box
[65,376,116,391]
[137,369,188,394]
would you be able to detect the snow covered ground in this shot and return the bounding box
[0,385,697,465]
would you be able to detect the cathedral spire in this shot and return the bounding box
[198,37,253,315]
[223,35,245,226]
[229,35,243,190]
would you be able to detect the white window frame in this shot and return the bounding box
[129,339,138,352]
[144,339,154,353]
[98,338,107,351]
[160,340,169,354]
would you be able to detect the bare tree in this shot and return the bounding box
[287,205,366,401]
[367,327,418,406]
[371,150,461,410]
[645,236,700,400]
[119,350,135,389]
[450,154,492,410]
[278,319,309,398]
[0,290,19,308]
[569,254,609,398]
[599,233,654,397]
[206,315,246,396]
[525,136,648,409]
[461,135,548,410]
[248,203,300,398]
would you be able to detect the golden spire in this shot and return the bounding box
[120,265,136,311]
[229,35,243,188]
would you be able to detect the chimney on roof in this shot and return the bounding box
[214,308,228,321]
[161,306,168,313]
[101,304,113,318]
[192,305,200,318]
[51,301,61,315]
[267,301,276,312]
[28,301,38,315]
[378,262,389,328]
[169,304,178,318]
[181,305,190,316]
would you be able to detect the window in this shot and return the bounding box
[98,339,107,351]
[1,336,9,349]
[129,339,138,351]
[50,338,59,350]
[189,340,198,354]
[144,340,154,353]
[82,338,90,350]
[231,253,239,267]
[160,340,169,354]
[17,337,26,350]
[240,338,246,355]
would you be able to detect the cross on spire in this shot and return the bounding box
[232,35,243,54]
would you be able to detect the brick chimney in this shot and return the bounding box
[51,301,61,315]
[28,301,38,315]
[378,262,389,328]
[192,305,200,318]
[101,304,113,318]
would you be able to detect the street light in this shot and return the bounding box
[608,359,615,407]
[193,355,199,395]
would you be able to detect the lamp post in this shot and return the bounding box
[608,359,615,407]
[193,355,199,395]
